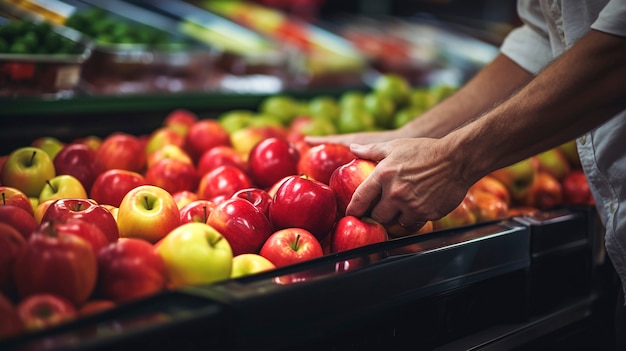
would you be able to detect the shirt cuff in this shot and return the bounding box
[500,25,553,75]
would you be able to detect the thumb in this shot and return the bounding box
[350,143,389,162]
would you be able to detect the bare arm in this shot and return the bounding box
[347,29,626,228]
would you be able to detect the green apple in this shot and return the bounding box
[533,148,571,181]
[218,110,255,134]
[373,74,410,106]
[259,95,300,125]
[337,108,376,134]
[557,139,581,168]
[308,95,340,122]
[393,106,424,129]
[409,87,432,110]
[339,91,365,111]
[32,136,65,160]
[427,84,457,106]
[363,92,395,129]
[231,253,275,279]
[248,113,284,128]
[39,175,88,203]
[1,147,56,198]
[117,185,180,244]
[155,222,233,287]
[490,158,536,204]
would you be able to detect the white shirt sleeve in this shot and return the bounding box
[591,0,626,37]
[499,0,553,75]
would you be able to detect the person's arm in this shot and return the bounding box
[304,53,533,145]
[346,29,626,228]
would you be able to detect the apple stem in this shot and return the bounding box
[29,150,36,167]
[203,205,208,222]
[46,180,57,193]
[246,190,252,201]
[144,196,152,210]
[1,192,5,205]
[291,233,301,251]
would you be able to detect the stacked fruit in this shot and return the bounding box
[0,19,83,55]
[0,75,592,338]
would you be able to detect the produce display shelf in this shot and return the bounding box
[1,206,607,351]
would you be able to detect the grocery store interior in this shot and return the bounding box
[1,1,622,350]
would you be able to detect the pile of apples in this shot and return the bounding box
[0,75,593,339]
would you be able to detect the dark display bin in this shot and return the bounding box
[0,206,609,350]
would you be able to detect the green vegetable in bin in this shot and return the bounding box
[0,19,83,55]
[65,8,192,48]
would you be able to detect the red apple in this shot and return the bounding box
[259,228,324,268]
[145,158,199,195]
[38,218,109,255]
[297,143,356,185]
[0,223,26,296]
[14,230,97,306]
[207,197,274,256]
[53,143,98,191]
[16,293,76,332]
[562,169,594,205]
[230,126,288,162]
[144,127,185,157]
[90,169,146,208]
[117,185,180,244]
[197,165,253,201]
[0,291,23,338]
[172,190,198,210]
[42,198,119,243]
[179,199,216,224]
[0,205,38,239]
[197,145,247,176]
[164,109,198,137]
[432,195,477,231]
[330,216,388,253]
[470,190,509,223]
[0,185,34,216]
[329,158,377,216]
[522,171,563,210]
[269,175,337,241]
[248,137,300,189]
[468,175,511,206]
[94,133,146,174]
[184,119,231,162]
[146,144,193,169]
[97,238,167,303]
[1,146,56,198]
[231,187,272,219]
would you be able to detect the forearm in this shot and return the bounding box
[402,53,534,138]
[452,29,626,183]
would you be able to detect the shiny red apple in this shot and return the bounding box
[248,137,300,189]
[297,143,356,185]
[231,187,272,219]
[53,143,98,192]
[259,228,324,268]
[90,169,146,208]
[145,158,199,195]
[42,198,119,243]
[179,199,216,224]
[197,165,253,201]
[330,215,388,253]
[329,158,376,216]
[184,119,231,162]
[0,186,34,216]
[94,132,146,174]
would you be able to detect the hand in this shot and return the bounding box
[304,129,403,147]
[346,138,473,230]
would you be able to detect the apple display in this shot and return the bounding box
[184,119,231,162]
[297,143,356,185]
[1,185,34,216]
[259,228,324,268]
[248,137,300,189]
[97,238,167,303]
[231,253,276,279]
[14,230,97,306]
[330,216,388,253]
[42,198,119,243]
[269,175,337,241]
[90,169,146,208]
[94,132,146,174]
[328,158,377,215]
[53,143,98,192]
[38,174,88,203]
[179,199,216,224]
[117,185,180,244]
[207,197,274,256]
[0,205,38,240]
[1,146,56,198]
[197,165,253,201]
[145,158,199,195]
[16,293,76,332]
[155,222,233,287]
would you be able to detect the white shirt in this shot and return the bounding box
[500,0,626,297]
